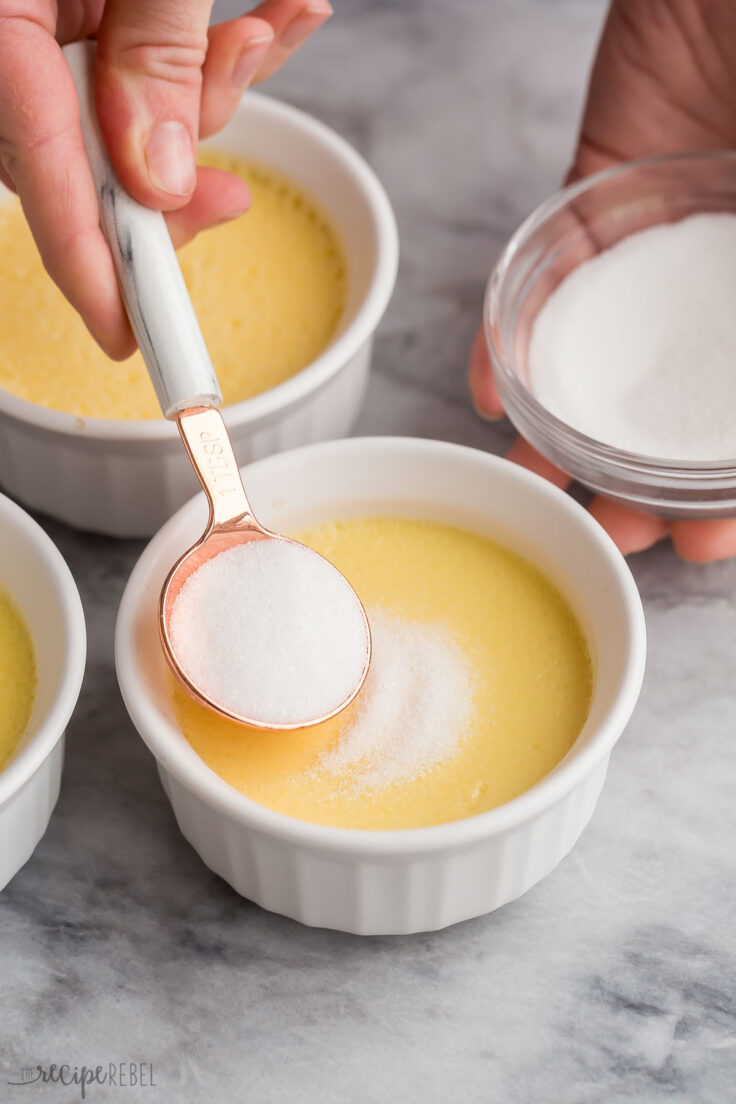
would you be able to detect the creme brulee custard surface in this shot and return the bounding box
[0,151,346,419]
[175,518,593,830]
[0,586,36,770]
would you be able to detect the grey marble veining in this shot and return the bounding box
[2,2,736,1101]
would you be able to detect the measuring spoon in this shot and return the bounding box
[65,41,371,729]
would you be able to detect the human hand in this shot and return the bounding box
[0,0,332,359]
[469,0,736,561]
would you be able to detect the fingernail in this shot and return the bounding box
[215,207,248,226]
[145,121,195,197]
[232,35,273,87]
[472,398,504,422]
[280,3,333,50]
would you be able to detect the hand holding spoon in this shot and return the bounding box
[65,41,371,729]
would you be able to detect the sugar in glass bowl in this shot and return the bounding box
[0,93,398,538]
[115,436,645,935]
[485,152,736,519]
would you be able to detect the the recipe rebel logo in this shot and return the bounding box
[7,1062,156,1098]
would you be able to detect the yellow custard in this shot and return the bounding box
[0,152,346,419]
[175,518,593,830]
[0,586,36,770]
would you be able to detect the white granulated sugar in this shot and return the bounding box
[169,540,368,726]
[528,213,736,460]
[316,611,474,793]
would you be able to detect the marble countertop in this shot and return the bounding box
[3,2,735,1101]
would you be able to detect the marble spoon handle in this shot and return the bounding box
[63,40,222,419]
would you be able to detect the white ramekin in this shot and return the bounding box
[0,493,86,890]
[0,93,398,538]
[115,437,646,935]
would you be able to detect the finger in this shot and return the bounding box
[506,438,572,490]
[199,17,274,138]
[164,166,249,248]
[468,324,504,420]
[0,13,132,358]
[670,518,736,563]
[95,0,214,209]
[0,163,16,192]
[241,0,333,84]
[55,0,105,45]
[588,496,669,556]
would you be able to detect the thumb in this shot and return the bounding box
[95,0,214,209]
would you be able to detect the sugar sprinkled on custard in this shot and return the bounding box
[175,517,593,831]
[311,610,475,793]
[0,151,346,419]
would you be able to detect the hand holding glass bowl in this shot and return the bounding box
[475,153,736,562]
[469,0,736,563]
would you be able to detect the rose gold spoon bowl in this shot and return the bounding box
[160,405,371,729]
[67,42,371,729]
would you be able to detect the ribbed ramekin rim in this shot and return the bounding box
[115,436,646,857]
[0,494,87,806]
[0,91,399,443]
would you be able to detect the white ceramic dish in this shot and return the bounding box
[115,437,646,935]
[0,493,86,890]
[0,92,398,538]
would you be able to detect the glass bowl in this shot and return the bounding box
[485,152,736,519]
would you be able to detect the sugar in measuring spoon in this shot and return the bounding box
[66,42,371,728]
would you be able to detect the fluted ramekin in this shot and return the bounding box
[115,437,645,935]
[0,92,398,537]
[0,493,86,889]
